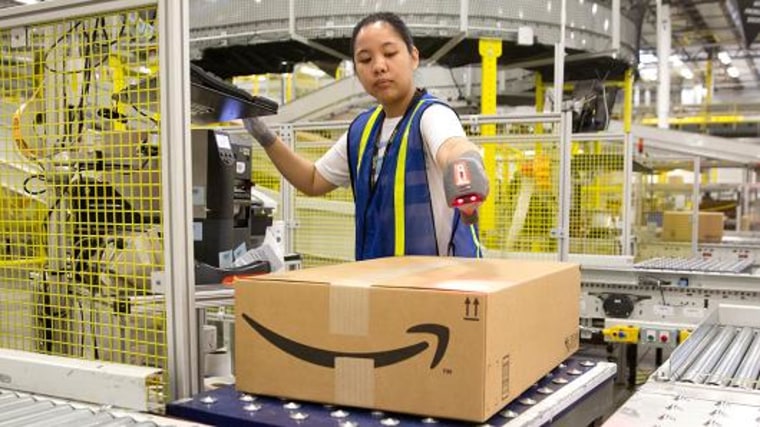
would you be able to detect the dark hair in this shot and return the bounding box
[350,12,414,59]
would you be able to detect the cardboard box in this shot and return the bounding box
[741,214,760,231]
[662,211,724,243]
[235,256,580,422]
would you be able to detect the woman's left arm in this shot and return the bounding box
[435,136,480,167]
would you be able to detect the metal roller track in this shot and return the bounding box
[634,257,754,274]
[706,327,754,386]
[669,324,719,380]
[731,329,760,390]
[0,390,165,427]
[674,326,760,388]
[680,326,738,384]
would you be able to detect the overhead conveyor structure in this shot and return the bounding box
[185,0,642,122]
[188,0,639,80]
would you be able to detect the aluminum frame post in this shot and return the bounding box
[691,156,701,257]
[656,0,671,129]
[279,124,296,255]
[159,0,198,399]
[553,0,567,113]
[612,0,621,51]
[558,110,573,261]
[622,68,634,255]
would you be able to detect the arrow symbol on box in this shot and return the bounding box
[465,297,471,316]
[473,298,480,317]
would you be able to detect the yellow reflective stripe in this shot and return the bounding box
[357,106,383,176]
[394,100,428,256]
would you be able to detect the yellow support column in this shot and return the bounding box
[285,73,293,103]
[704,57,715,183]
[478,38,502,233]
[705,56,713,107]
[624,68,633,134]
[535,73,545,138]
[535,73,545,113]
[702,55,713,134]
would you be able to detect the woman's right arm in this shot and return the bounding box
[244,117,337,197]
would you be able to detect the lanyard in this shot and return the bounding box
[369,123,401,189]
[368,89,425,189]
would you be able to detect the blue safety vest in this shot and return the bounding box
[347,92,481,260]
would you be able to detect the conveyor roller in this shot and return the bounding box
[634,257,753,274]
[671,326,760,389]
[0,389,171,427]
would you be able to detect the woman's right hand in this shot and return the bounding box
[242,117,277,148]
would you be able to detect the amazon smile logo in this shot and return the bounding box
[242,313,449,369]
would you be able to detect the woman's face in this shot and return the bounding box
[353,21,419,113]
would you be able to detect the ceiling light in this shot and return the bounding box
[727,66,740,78]
[298,64,326,78]
[592,3,598,15]
[680,68,694,80]
[669,55,683,67]
[640,67,658,82]
[14,0,41,4]
[717,51,732,65]
[640,52,658,64]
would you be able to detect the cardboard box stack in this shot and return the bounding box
[661,211,724,243]
[235,256,580,422]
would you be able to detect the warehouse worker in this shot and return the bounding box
[243,12,489,260]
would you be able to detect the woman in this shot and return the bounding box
[244,12,488,260]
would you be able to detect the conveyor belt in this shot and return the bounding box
[0,389,179,427]
[167,359,617,426]
[668,325,760,388]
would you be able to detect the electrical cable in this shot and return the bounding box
[448,67,465,102]
[469,224,483,258]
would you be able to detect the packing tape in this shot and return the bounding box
[329,285,369,336]
[335,357,374,407]
[329,260,453,336]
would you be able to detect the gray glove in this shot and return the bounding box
[243,117,277,148]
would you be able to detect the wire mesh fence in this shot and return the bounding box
[267,114,569,267]
[567,136,627,256]
[0,5,166,407]
[291,122,355,266]
[466,116,563,259]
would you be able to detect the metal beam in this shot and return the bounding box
[656,0,671,129]
[422,32,467,66]
[719,0,760,85]
[628,122,760,165]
